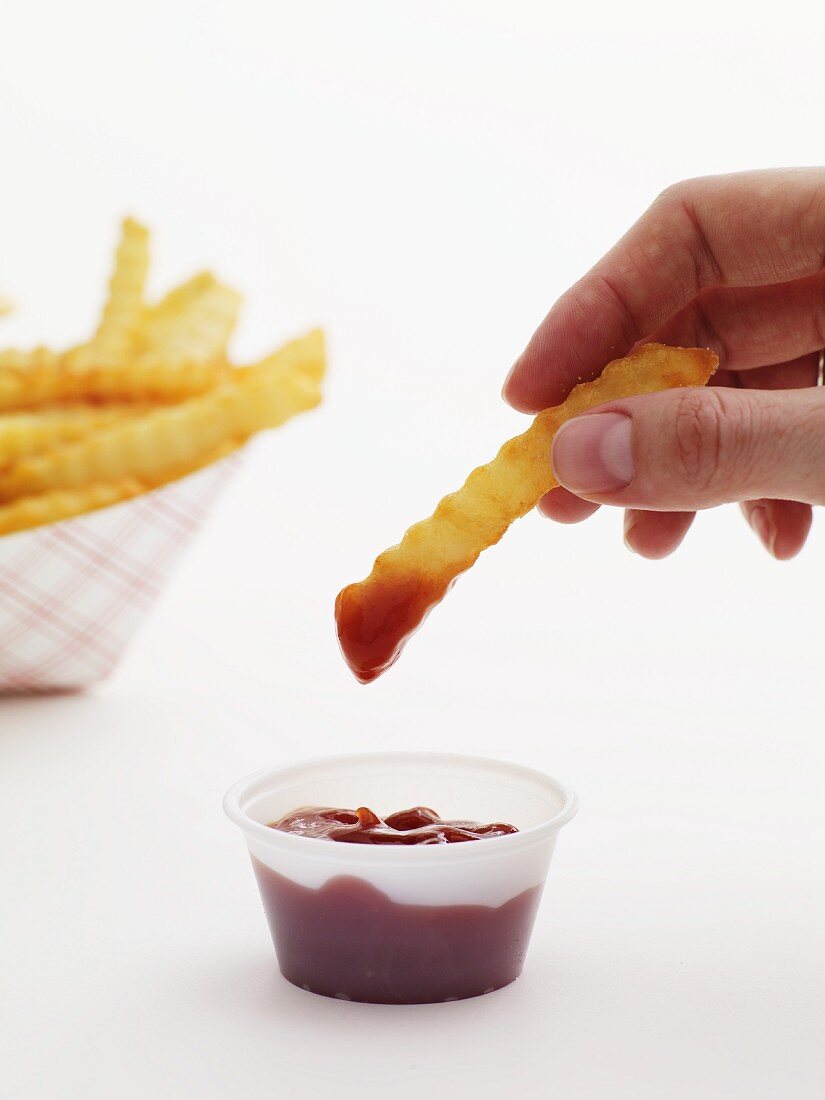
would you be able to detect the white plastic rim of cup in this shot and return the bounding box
[223,752,578,908]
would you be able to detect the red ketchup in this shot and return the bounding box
[270,804,518,844]
[254,806,534,1003]
[334,574,449,684]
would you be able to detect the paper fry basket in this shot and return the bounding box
[0,455,240,694]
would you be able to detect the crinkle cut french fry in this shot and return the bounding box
[0,405,149,464]
[140,436,245,491]
[66,218,150,368]
[0,361,322,501]
[148,270,218,318]
[0,214,326,535]
[92,218,150,356]
[0,353,225,411]
[136,272,241,366]
[0,348,63,409]
[0,346,59,375]
[335,343,719,683]
[0,479,144,536]
[239,329,326,385]
[0,438,245,537]
[0,260,238,411]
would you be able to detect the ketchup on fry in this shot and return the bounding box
[334,572,449,683]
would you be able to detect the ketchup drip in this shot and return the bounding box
[270,805,518,845]
[334,572,449,683]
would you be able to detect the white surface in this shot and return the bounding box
[2,3,825,1097]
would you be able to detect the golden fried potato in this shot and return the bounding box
[0,436,247,537]
[0,216,326,536]
[0,348,61,410]
[241,328,326,385]
[140,436,244,490]
[335,343,718,683]
[0,404,148,464]
[92,217,150,357]
[0,479,144,536]
[0,354,322,501]
[0,351,224,411]
[66,218,150,368]
[136,272,241,366]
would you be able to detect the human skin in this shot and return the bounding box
[503,169,825,560]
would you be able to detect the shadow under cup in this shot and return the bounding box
[224,753,578,1005]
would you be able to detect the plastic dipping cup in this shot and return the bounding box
[223,752,578,1005]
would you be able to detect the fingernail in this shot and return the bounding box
[748,505,776,555]
[552,412,634,494]
[623,510,640,553]
[501,355,523,400]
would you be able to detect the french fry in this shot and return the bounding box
[0,436,246,537]
[0,232,240,412]
[0,326,321,411]
[0,295,14,317]
[240,329,326,385]
[0,358,322,501]
[92,217,150,358]
[0,352,224,411]
[0,347,62,409]
[136,272,241,366]
[0,405,149,464]
[335,343,718,683]
[0,217,326,538]
[66,218,150,368]
[0,348,59,373]
[0,479,144,536]
[141,436,245,490]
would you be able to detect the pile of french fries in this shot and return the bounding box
[0,219,325,536]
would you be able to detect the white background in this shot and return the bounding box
[2,2,824,1097]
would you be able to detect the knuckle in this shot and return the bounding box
[671,389,730,489]
[659,173,719,198]
[653,177,722,291]
[655,177,700,208]
[794,183,825,269]
[656,180,687,207]
[812,280,825,350]
[689,295,727,364]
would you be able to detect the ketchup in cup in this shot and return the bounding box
[224,753,578,1005]
[271,804,519,844]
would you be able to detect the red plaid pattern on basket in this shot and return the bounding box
[0,455,240,694]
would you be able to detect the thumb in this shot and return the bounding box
[551,386,825,510]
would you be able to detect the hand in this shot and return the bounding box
[503,169,825,559]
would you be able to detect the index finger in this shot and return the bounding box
[504,168,825,412]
